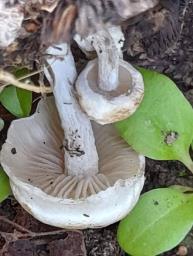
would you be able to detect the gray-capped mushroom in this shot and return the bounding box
[0,44,145,228]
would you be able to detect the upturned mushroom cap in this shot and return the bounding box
[0,97,145,229]
[76,58,144,125]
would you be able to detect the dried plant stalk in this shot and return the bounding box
[0,70,52,94]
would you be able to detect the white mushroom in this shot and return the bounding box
[75,28,144,125]
[0,44,145,228]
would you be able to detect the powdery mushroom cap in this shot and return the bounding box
[76,58,144,125]
[0,97,145,229]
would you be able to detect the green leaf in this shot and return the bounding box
[0,168,11,203]
[0,68,32,117]
[117,188,193,256]
[115,68,193,171]
[0,118,4,132]
[170,185,193,193]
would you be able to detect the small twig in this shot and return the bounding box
[30,229,69,238]
[0,70,52,94]
[0,69,45,92]
[15,69,45,83]
[0,216,33,235]
[37,59,48,99]
[179,0,190,36]
[0,216,82,239]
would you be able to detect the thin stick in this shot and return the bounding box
[0,216,34,235]
[0,70,52,94]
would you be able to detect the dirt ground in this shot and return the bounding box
[1,1,193,255]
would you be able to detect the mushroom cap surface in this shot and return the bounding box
[0,97,145,229]
[76,59,144,125]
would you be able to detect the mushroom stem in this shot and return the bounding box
[45,44,99,177]
[92,29,120,91]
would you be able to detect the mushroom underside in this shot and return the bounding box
[1,97,144,200]
[0,97,145,228]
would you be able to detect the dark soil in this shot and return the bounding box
[1,1,193,255]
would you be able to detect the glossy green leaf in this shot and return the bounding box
[0,168,11,203]
[0,68,32,117]
[0,118,4,131]
[117,188,193,256]
[115,68,193,171]
[170,185,193,193]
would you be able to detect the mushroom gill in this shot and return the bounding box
[1,97,144,200]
